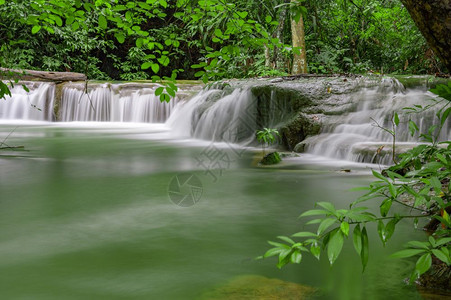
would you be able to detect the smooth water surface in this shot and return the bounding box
[0,123,426,300]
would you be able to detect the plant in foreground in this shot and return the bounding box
[261,83,451,286]
[256,128,280,155]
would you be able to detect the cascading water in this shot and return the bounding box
[302,80,450,164]
[1,77,449,165]
[0,82,55,121]
[60,83,178,123]
[166,77,450,164]
[166,86,257,144]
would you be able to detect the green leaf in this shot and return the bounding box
[157,56,170,66]
[415,253,432,275]
[290,251,302,264]
[317,218,337,235]
[388,183,397,198]
[155,87,164,96]
[277,236,295,245]
[194,71,205,77]
[71,22,80,31]
[159,0,168,8]
[98,15,107,29]
[32,25,41,34]
[340,221,350,236]
[299,209,329,217]
[316,202,336,214]
[380,199,392,217]
[53,15,63,27]
[236,11,248,18]
[141,62,152,70]
[327,229,344,265]
[115,33,125,43]
[160,93,170,103]
[431,249,450,264]
[377,220,386,245]
[361,227,369,272]
[291,232,317,238]
[310,244,321,260]
[214,28,222,37]
[263,247,283,258]
[268,241,290,249]
[409,120,419,137]
[394,112,399,126]
[305,219,322,225]
[384,217,399,242]
[391,248,427,258]
[166,87,176,98]
[406,241,430,250]
[436,237,451,246]
[151,64,160,74]
[353,225,362,255]
[372,170,388,182]
[429,177,442,194]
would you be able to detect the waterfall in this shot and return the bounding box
[166,77,450,164]
[60,83,178,123]
[0,81,198,123]
[302,84,450,164]
[0,82,55,121]
[1,77,449,165]
[166,87,257,144]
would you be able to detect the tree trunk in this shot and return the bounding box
[291,8,308,74]
[274,4,288,70]
[400,0,451,72]
[264,44,271,68]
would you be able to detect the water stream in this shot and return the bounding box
[0,78,448,299]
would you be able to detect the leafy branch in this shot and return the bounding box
[261,83,451,283]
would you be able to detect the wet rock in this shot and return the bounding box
[260,151,281,165]
[199,275,316,300]
[294,141,307,153]
[279,152,301,158]
[417,260,451,299]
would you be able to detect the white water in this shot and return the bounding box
[1,79,449,164]
[303,87,450,164]
[166,87,257,144]
[0,82,55,121]
[60,83,177,122]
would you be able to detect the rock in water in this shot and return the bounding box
[260,152,281,165]
[199,275,316,300]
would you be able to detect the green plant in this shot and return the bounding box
[256,128,280,154]
[261,83,451,285]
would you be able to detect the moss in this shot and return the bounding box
[53,82,65,121]
[199,275,316,300]
[260,151,281,165]
[393,75,450,90]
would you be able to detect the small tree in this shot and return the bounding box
[256,128,280,155]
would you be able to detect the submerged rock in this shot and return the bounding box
[260,151,281,165]
[199,275,316,300]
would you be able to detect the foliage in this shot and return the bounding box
[0,0,443,92]
[262,84,451,283]
[256,127,280,154]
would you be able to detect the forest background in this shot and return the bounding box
[0,0,447,86]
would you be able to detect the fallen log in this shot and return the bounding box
[0,68,86,82]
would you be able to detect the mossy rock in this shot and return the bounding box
[199,275,316,300]
[260,151,281,165]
